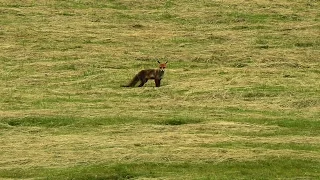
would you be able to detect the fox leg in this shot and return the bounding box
[155,79,161,87]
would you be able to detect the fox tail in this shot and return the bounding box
[121,75,139,87]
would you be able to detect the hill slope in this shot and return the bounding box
[1,0,319,179]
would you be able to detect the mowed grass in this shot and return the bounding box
[1,0,320,179]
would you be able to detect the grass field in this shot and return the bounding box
[1,0,320,179]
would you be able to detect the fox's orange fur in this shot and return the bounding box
[122,61,167,87]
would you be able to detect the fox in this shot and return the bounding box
[122,61,167,87]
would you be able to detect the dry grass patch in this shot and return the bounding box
[1,0,319,179]
[0,121,306,169]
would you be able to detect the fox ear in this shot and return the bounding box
[157,61,161,64]
[165,61,168,64]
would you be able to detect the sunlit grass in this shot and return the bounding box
[0,0,319,179]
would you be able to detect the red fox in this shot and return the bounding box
[122,61,167,87]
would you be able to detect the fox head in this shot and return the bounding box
[157,61,167,72]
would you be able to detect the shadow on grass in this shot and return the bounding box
[0,116,141,128]
[159,117,202,126]
[1,115,204,128]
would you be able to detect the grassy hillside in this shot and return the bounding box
[1,0,320,179]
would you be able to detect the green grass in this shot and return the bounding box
[1,0,320,179]
[1,158,320,180]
